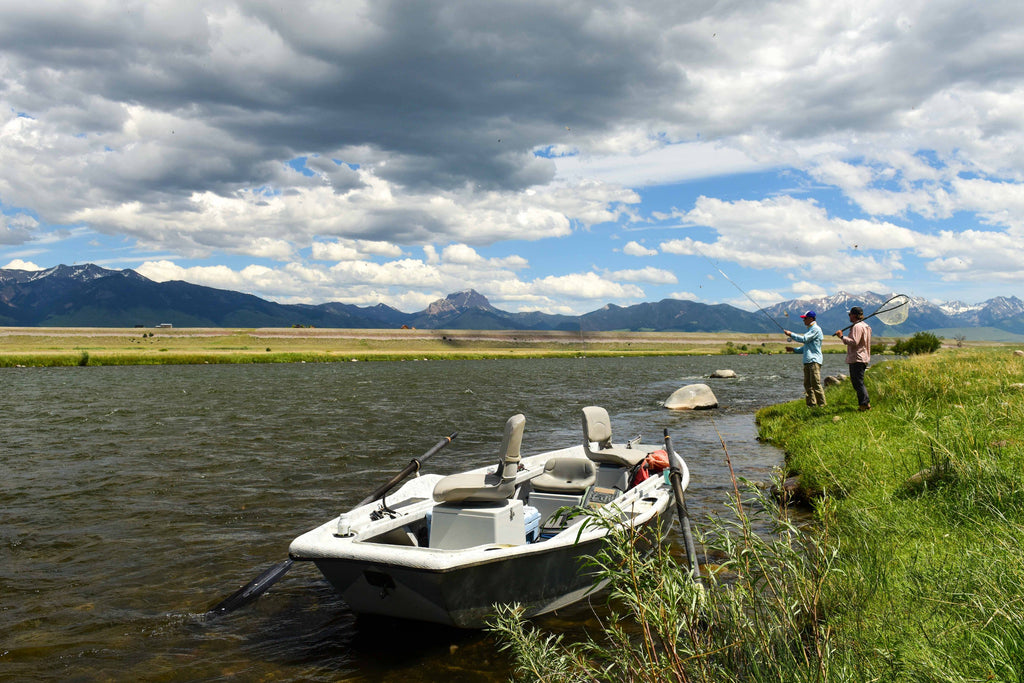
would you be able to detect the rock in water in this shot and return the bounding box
[664,384,719,410]
[709,369,737,378]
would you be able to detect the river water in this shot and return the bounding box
[2,354,809,681]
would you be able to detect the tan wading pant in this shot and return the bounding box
[803,362,826,406]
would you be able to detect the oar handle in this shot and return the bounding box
[663,430,688,488]
[355,432,457,508]
[664,429,699,578]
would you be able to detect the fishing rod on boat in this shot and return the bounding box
[664,430,700,579]
[204,432,458,619]
[839,294,911,332]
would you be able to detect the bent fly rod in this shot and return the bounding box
[692,245,787,333]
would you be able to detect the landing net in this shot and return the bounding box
[872,294,910,326]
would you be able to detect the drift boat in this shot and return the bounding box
[285,406,692,628]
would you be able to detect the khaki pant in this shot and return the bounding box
[803,362,826,406]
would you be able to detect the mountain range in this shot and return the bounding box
[2,263,1023,338]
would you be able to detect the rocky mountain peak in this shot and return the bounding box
[424,289,494,315]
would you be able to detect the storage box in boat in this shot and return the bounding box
[523,504,540,543]
[527,491,585,530]
[429,499,526,549]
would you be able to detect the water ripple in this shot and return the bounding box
[1,355,807,681]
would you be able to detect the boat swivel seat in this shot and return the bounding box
[530,457,597,494]
[581,406,647,468]
[528,456,597,533]
[432,413,525,504]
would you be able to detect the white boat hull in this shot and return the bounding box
[289,445,681,628]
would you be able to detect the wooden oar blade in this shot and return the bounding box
[205,558,294,618]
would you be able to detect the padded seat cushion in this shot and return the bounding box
[433,472,516,504]
[433,413,525,504]
[531,456,597,493]
[581,406,646,467]
[586,444,647,467]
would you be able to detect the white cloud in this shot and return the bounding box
[787,282,828,300]
[607,266,677,284]
[441,243,483,265]
[4,0,1024,310]
[658,195,924,288]
[2,258,43,271]
[533,272,644,300]
[0,211,38,245]
[622,240,657,256]
[554,141,765,187]
[311,238,404,262]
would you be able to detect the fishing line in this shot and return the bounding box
[691,245,787,333]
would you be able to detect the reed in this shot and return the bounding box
[492,483,856,682]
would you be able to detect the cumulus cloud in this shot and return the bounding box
[658,195,923,286]
[606,267,678,284]
[622,241,657,257]
[2,0,1024,310]
[2,258,43,271]
[311,238,404,262]
[533,272,645,300]
[0,212,38,246]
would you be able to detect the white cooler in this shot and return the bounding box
[429,499,526,549]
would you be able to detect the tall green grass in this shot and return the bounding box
[492,348,1024,681]
[491,485,859,682]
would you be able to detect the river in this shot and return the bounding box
[2,354,812,681]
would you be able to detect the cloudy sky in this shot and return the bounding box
[2,0,1023,314]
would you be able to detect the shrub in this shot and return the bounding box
[892,331,942,355]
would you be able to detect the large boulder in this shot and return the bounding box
[664,383,718,410]
[709,369,737,378]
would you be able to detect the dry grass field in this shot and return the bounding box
[0,327,804,365]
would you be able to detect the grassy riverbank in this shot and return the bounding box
[757,348,1024,680]
[493,347,1024,681]
[0,327,806,366]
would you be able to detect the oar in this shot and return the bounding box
[664,429,700,579]
[354,432,458,508]
[204,557,296,617]
[204,432,457,618]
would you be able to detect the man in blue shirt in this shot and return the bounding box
[784,310,826,407]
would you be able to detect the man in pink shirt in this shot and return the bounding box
[835,306,872,411]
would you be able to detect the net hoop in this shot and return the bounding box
[872,294,910,326]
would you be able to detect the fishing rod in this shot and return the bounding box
[692,245,787,333]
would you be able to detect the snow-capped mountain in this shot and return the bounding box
[0,264,1021,336]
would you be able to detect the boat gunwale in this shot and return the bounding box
[289,444,677,571]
